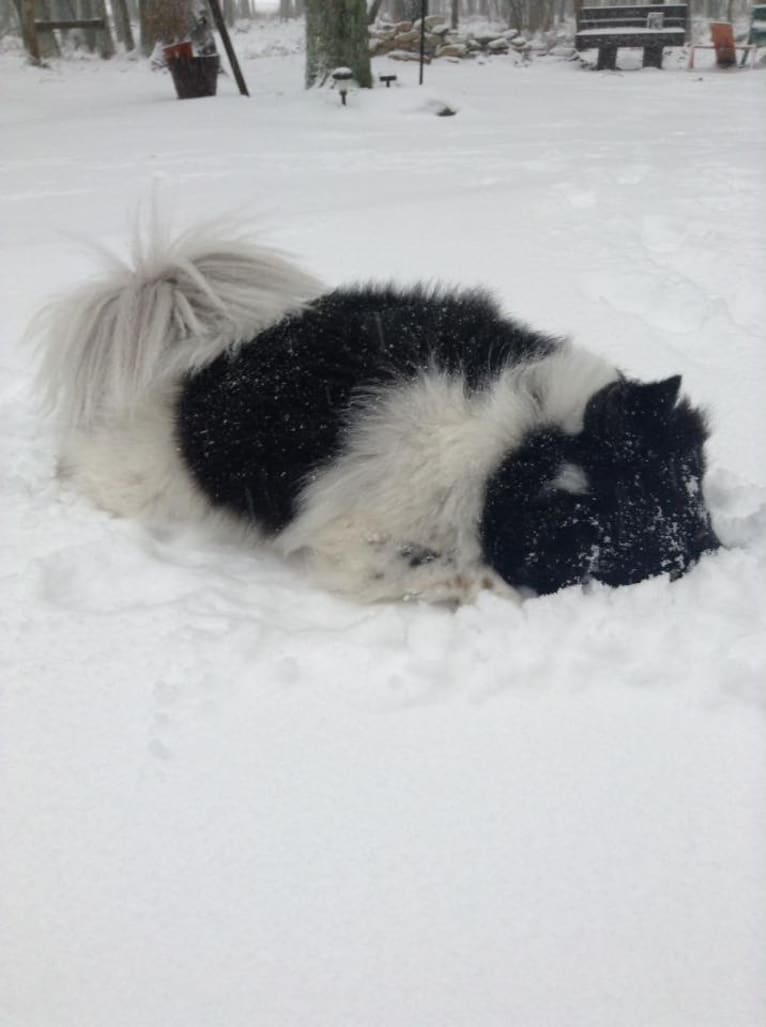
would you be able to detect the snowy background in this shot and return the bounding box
[1,23,765,1027]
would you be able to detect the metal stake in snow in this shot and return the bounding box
[207,0,249,97]
[419,0,428,85]
[332,67,353,106]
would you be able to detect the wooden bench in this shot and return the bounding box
[575,3,690,70]
[23,0,112,62]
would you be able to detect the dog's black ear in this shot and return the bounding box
[627,375,681,420]
[583,375,685,461]
[659,373,682,402]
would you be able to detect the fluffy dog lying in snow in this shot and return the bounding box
[34,225,719,603]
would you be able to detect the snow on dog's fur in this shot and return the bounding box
[33,224,719,603]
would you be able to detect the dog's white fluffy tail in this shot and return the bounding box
[33,221,323,426]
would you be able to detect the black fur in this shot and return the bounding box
[178,284,557,534]
[481,377,719,594]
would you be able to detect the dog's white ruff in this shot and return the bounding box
[276,350,616,600]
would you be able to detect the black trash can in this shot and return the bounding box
[167,54,220,100]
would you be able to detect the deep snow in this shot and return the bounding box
[1,25,765,1027]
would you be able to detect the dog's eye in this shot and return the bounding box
[547,463,589,495]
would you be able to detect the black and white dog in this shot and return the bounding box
[35,225,719,603]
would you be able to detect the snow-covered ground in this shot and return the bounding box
[1,29,765,1027]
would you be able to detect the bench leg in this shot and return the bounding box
[597,46,617,70]
[643,45,663,68]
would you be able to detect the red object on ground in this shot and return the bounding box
[163,41,193,61]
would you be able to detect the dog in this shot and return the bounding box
[33,223,719,603]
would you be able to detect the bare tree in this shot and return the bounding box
[15,0,40,58]
[92,0,115,55]
[112,0,135,49]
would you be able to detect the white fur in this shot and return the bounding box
[57,390,261,546]
[57,388,207,520]
[32,220,323,428]
[550,462,589,495]
[276,344,617,601]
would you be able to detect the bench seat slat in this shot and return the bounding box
[579,18,687,26]
[35,19,106,30]
[579,4,688,15]
[577,27,686,36]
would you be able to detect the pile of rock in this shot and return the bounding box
[369,15,530,63]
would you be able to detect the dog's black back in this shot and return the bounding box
[178,285,557,534]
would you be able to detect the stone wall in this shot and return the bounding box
[369,15,531,62]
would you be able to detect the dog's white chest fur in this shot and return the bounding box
[275,352,616,602]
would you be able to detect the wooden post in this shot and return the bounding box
[20,0,41,61]
[642,44,663,68]
[597,45,617,69]
[207,0,249,96]
[418,0,427,84]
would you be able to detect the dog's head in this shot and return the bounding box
[481,375,720,595]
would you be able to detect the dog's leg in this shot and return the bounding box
[299,536,517,604]
[56,391,213,523]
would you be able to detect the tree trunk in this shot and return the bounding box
[112,0,135,48]
[35,0,61,56]
[305,0,372,89]
[16,0,41,60]
[93,0,115,57]
[367,0,384,24]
